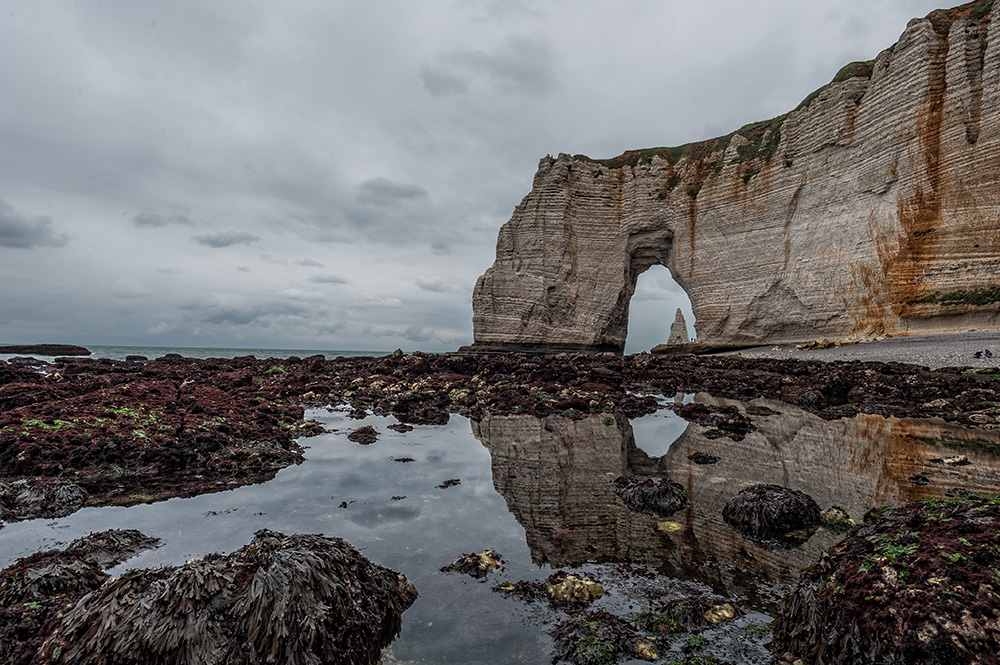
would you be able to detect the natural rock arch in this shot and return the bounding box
[624,262,693,352]
[472,3,1000,353]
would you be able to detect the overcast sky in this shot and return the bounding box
[0,0,946,353]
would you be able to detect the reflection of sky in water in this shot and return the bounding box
[631,409,689,458]
[631,393,692,458]
[0,411,561,664]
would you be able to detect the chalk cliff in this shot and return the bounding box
[473,2,1000,351]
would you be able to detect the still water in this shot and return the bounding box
[2,394,999,663]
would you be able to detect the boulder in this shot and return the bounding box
[611,475,689,518]
[1,529,417,665]
[722,484,821,540]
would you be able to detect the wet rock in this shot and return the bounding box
[771,496,1000,665]
[348,425,378,444]
[675,403,756,441]
[820,506,856,532]
[441,550,502,578]
[0,530,158,664]
[387,422,414,433]
[687,451,720,464]
[0,478,87,523]
[545,570,604,603]
[35,529,417,665]
[644,594,740,632]
[722,484,821,541]
[437,478,461,489]
[610,475,688,518]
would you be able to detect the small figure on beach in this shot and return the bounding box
[986,349,994,359]
[974,351,982,359]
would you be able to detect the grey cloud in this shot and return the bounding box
[296,258,324,268]
[190,301,310,326]
[309,274,351,285]
[366,325,435,343]
[355,178,429,207]
[431,242,451,255]
[132,207,194,228]
[192,231,262,248]
[0,199,68,249]
[237,266,251,273]
[419,67,469,95]
[415,276,457,293]
[421,34,555,98]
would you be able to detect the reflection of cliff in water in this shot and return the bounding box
[472,396,1000,598]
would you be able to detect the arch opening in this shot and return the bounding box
[623,264,695,355]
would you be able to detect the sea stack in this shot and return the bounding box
[667,309,690,345]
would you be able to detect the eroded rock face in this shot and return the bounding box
[473,3,1000,350]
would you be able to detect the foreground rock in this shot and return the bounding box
[1,529,417,665]
[771,496,1000,663]
[0,529,160,664]
[610,475,688,518]
[472,2,1000,351]
[0,478,87,522]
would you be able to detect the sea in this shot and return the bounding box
[0,344,391,363]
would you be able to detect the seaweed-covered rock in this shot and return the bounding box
[610,475,688,518]
[0,478,88,523]
[639,594,739,633]
[348,425,379,444]
[552,609,652,665]
[771,496,1000,664]
[1,529,416,665]
[0,529,159,665]
[722,484,821,540]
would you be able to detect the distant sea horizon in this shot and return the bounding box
[0,344,392,363]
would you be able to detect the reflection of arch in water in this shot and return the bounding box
[472,398,1000,598]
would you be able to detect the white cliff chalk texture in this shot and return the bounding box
[473,3,1000,351]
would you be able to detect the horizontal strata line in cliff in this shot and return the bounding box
[573,0,996,174]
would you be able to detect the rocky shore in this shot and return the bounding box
[3,348,1000,522]
[3,347,1000,661]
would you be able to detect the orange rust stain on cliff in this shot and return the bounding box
[846,207,903,336]
[886,29,948,319]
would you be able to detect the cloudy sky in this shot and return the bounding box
[0,0,946,353]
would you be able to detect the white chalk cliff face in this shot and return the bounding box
[473,3,1000,351]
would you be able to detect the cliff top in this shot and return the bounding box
[572,0,993,171]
